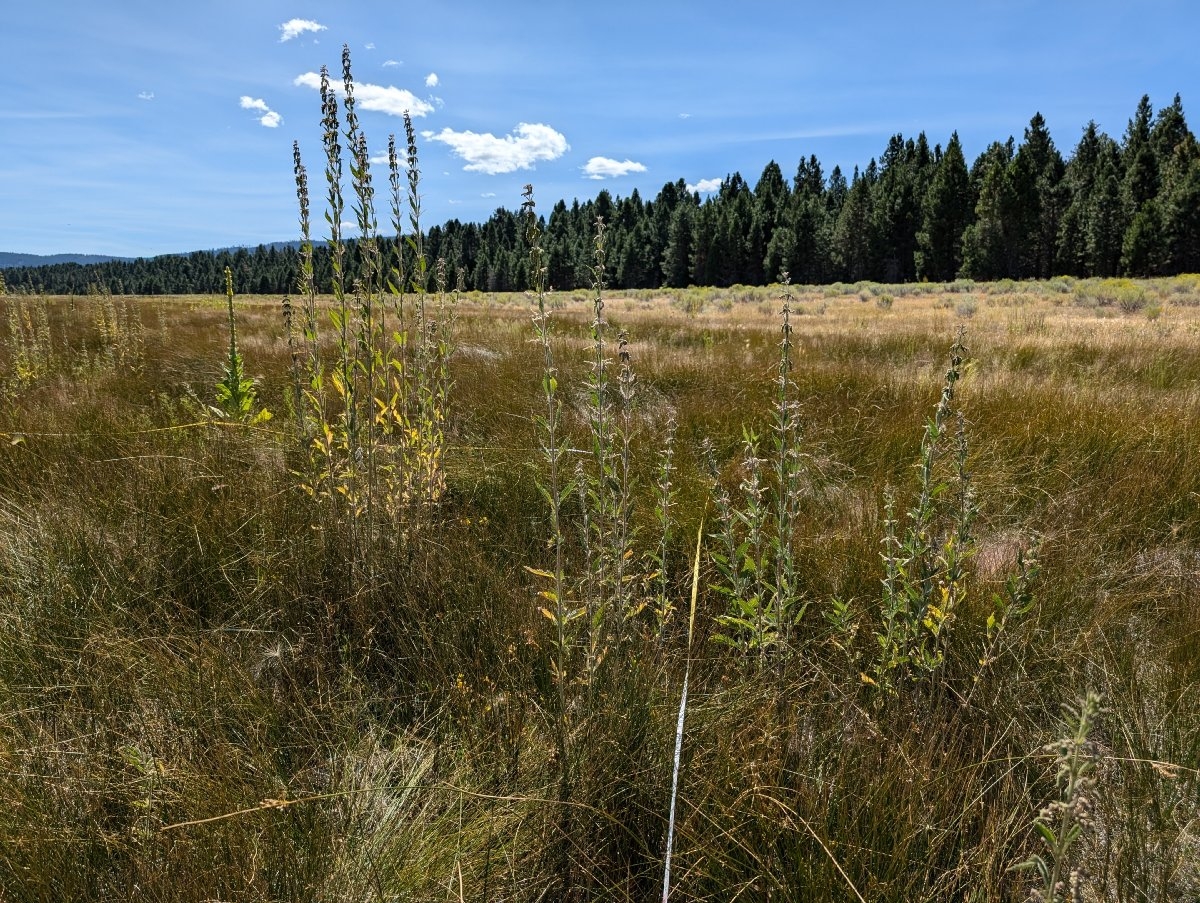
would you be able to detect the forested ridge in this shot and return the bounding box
[5,94,1200,295]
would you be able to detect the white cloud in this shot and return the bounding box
[369,152,390,165]
[279,18,326,42]
[687,177,721,194]
[293,72,434,117]
[678,112,691,119]
[583,156,647,180]
[383,59,401,67]
[365,42,376,50]
[138,91,154,101]
[481,192,496,198]
[428,123,569,174]
[358,83,434,116]
[240,96,281,128]
[425,72,439,88]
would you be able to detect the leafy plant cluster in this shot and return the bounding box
[287,50,456,581]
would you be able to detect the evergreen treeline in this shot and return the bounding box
[6,94,1200,295]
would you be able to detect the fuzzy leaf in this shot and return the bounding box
[1033,821,1057,846]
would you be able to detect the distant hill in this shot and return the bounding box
[1,244,303,270]
[0,252,132,268]
[204,241,302,255]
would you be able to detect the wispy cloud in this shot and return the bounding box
[678,112,691,119]
[279,18,326,42]
[425,72,439,88]
[481,192,496,198]
[383,59,401,68]
[240,95,282,128]
[583,156,647,180]
[293,72,434,117]
[0,111,93,120]
[687,177,721,194]
[138,91,155,101]
[427,123,569,175]
[365,42,376,50]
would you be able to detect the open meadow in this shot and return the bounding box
[1,275,1198,901]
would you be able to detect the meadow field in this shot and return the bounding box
[1,274,1198,901]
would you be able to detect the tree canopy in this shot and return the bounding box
[6,95,1199,295]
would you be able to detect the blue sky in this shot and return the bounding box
[2,0,1197,257]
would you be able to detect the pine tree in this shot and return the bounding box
[877,134,935,282]
[1151,94,1191,173]
[1123,96,1160,212]
[833,164,880,282]
[916,132,972,282]
[1009,113,1066,278]
[661,201,695,288]
[960,140,1017,280]
[1163,154,1200,272]
[1058,123,1126,277]
[825,165,848,221]
[752,161,788,283]
[690,201,718,286]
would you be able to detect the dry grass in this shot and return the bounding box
[0,279,1197,900]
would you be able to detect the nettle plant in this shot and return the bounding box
[288,47,455,564]
[866,330,1039,699]
[870,333,974,691]
[709,276,806,667]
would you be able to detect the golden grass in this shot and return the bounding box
[0,278,1197,900]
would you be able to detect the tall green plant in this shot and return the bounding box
[710,276,807,666]
[521,184,582,895]
[289,47,454,571]
[648,411,678,638]
[871,331,974,692]
[212,267,269,424]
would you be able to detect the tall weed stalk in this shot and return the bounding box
[1014,693,1103,903]
[289,47,454,598]
[710,276,806,666]
[871,330,974,693]
[521,184,579,894]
